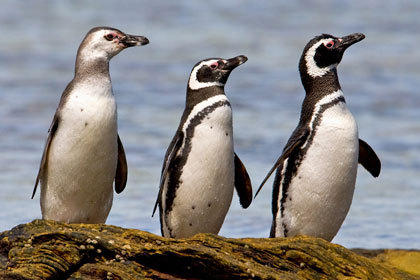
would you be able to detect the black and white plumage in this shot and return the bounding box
[255,33,381,241]
[32,27,149,223]
[153,55,253,238]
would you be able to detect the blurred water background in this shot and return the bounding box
[0,0,419,249]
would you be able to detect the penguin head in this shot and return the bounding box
[299,33,365,78]
[77,26,149,60]
[188,55,248,91]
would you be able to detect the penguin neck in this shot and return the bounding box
[299,52,342,98]
[185,86,226,109]
[300,69,341,98]
[298,69,345,125]
[74,54,111,82]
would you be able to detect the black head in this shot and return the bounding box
[188,55,248,90]
[299,33,365,78]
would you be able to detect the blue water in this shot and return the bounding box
[1,1,419,249]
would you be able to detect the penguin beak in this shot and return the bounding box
[338,33,365,51]
[222,55,248,71]
[120,34,149,47]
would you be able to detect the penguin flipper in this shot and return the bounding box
[152,132,184,217]
[358,138,381,177]
[254,131,307,198]
[114,134,128,194]
[234,153,253,208]
[32,115,59,199]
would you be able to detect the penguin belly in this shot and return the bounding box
[41,92,118,224]
[277,103,359,241]
[166,105,234,238]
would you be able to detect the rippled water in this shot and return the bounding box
[0,1,419,249]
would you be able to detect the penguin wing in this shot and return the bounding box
[32,80,78,199]
[254,129,308,198]
[358,138,381,177]
[152,132,184,217]
[114,134,128,194]
[32,114,59,199]
[234,153,253,208]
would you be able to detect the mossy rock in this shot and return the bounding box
[353,248,420,277]
[0,220,418,279]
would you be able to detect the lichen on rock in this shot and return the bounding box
[0,220,419,279]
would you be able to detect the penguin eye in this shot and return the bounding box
[210,62,218,70]
[324,40,335,49]
[105,33,115,41]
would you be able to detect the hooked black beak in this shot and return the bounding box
[120,34,149,47]
[222,55,248,71]
[339,33,365,51]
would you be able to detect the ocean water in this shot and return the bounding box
[0,0,419,249]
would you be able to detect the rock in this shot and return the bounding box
[0,220,418,279]
[353,249,420,277]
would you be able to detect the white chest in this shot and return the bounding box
[306,102,359,169]
[55,82,117,152]
[278,102,359,241]
[182,104,234,185]
[164,103,235,237]
[41,81,118,223]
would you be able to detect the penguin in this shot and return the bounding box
[153,55,253,238]
[254,33,381,241]
[32,26,149,223]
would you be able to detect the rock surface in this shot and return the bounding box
[0,220,419,279]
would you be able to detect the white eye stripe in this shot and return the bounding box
[305,38,335,78]
[188,60,224,90]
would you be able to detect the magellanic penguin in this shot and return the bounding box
[153,55,253,238]
[254,33,381,241]
[32,27,149,223]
